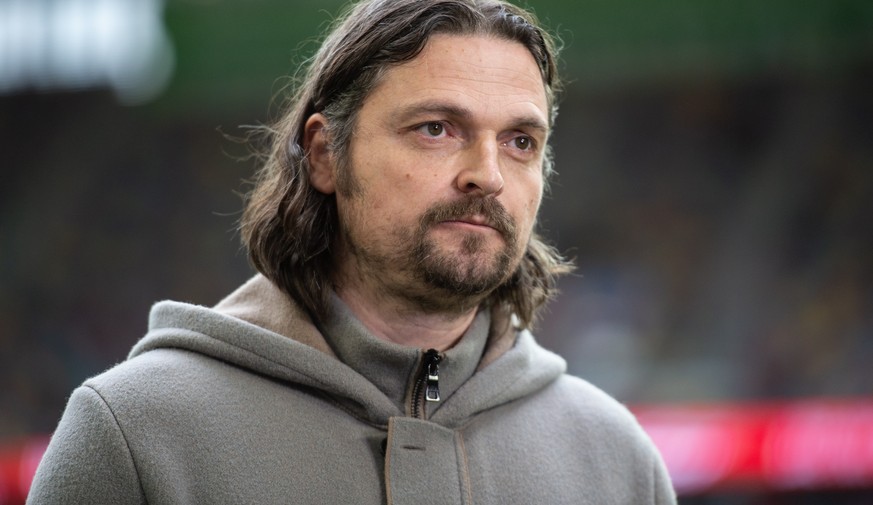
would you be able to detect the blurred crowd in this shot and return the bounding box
[539,68,873,405]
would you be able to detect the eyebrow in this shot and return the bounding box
[394,100,550,135]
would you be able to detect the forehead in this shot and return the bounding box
[362,34,549,127]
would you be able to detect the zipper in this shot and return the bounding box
[410,349,442,419]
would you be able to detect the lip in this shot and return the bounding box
[458,214,490,226]
[438,217,499,233]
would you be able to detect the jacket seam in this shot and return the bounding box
[384,420,396,505]
[84,384,148,504]
[455,430,475,505]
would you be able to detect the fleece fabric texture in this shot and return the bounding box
[28,275,676,504]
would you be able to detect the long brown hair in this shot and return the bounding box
[240,0,573,328]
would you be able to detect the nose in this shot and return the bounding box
[456,140,504,196]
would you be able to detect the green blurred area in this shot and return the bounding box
[155,0,873,116]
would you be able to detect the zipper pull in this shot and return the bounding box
[423,349,442,402]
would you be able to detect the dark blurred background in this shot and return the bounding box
[1,0,872,503]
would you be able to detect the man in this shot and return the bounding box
[29,0,676,503]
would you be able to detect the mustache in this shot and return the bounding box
[418,197,517,239]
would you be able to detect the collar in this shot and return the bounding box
[320,294,491,418]
[212,275,519,419]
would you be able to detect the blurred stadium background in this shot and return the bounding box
[1,0,872,503]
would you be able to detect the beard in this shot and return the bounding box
[340,196,522,314]
[412,197,518,296]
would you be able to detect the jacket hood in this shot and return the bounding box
[129,275,566,428]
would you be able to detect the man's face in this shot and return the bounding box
[327,34,549,313]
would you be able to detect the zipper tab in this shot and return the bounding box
[424,349,441,402]
[411,349,443,419]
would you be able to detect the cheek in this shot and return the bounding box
[513,184,543,244]
[364,190,421,230]
[520,176,544,218]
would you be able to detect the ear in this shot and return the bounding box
[303,113,336,194]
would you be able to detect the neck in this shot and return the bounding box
[334,282,480,351]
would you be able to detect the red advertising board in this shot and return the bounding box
[634,399,873,494]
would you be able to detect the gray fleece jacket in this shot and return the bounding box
[28,275,676,504]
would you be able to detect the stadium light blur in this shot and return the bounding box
[0,0,174,104]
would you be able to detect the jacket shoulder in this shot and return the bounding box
[27,385,146,504]
[84,347,253,415]
[551,374,642,427]
[545,374,676,502]
[462,373,676,504]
